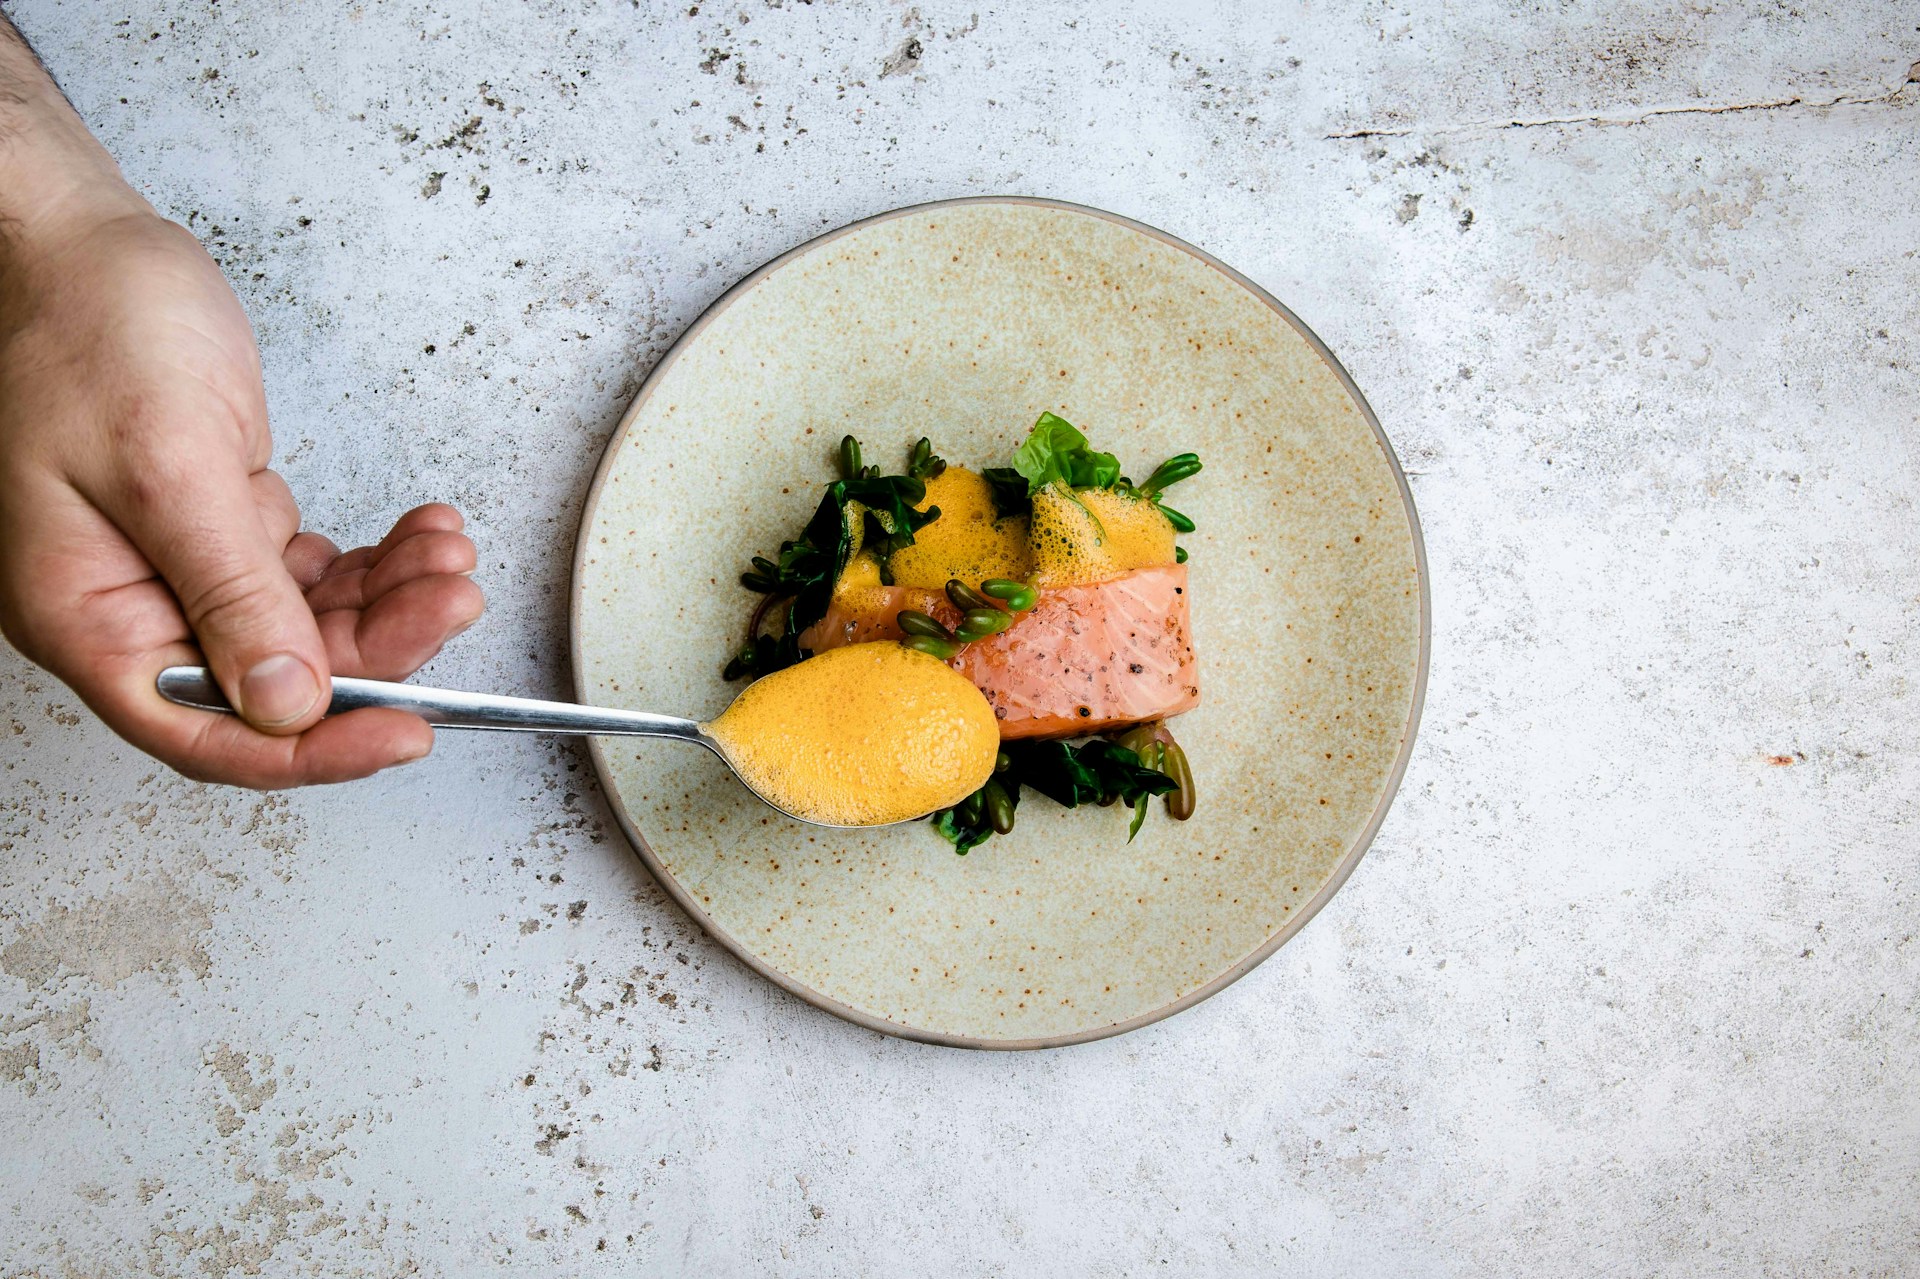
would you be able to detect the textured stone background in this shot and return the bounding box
[2,1,1915,1273]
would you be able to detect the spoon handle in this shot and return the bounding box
[155,666,709,741]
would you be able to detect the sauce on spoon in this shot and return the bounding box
[707,642,998,826]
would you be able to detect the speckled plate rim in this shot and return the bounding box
[569,196,1431,1051]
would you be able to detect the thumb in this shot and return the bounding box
[109,458,330,733]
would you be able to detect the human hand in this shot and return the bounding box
[0,210,485,787]
[0,18,483,786]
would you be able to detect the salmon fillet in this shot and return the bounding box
[799,564,1200,740]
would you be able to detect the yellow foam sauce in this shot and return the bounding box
[1028,485,1177,587]
[827,545,905,632]
[827,501,896,618]
[837,556,883,591]
[887,467,1032,589]
[707,642,999,825]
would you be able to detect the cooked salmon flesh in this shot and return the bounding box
[799,563,1200,740]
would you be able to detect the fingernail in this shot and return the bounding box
[239,654,322,727]
[394,737,433,765]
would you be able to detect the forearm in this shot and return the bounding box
[0,13,148,251]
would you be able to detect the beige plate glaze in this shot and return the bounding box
[571,198,1428,1049]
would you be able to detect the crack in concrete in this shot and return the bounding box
[1326,79,1915,140]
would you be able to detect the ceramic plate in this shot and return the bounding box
[572,198,1427,1048]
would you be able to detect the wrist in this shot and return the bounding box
[0,23,152,263]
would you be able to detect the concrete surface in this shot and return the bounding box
[1,0,1915,1273]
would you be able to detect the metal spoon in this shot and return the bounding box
[154,664,869,829]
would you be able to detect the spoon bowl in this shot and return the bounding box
[154,666,920,830]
